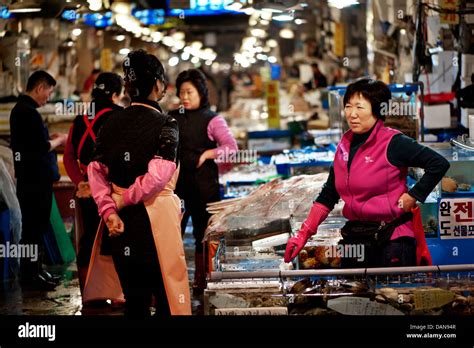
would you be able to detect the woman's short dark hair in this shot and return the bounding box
[343,78,391,121]
[175,69,209,109]
[91,72,123,101]
[122,49,167,98]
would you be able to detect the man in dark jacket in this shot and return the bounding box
[9,70,67,290]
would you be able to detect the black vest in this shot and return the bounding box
[93,100,172,188]
[170,107,220,204]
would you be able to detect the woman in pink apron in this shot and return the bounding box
[84,50,191,316]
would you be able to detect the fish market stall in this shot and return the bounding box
[205,264,474,315]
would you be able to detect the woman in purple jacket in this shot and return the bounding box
[285,79,450,268]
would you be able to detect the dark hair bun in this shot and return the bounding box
[122,49,166,98]
[91,72,123,101]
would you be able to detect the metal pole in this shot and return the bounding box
[209,264,474,281]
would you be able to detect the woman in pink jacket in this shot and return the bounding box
[285,79,450,268]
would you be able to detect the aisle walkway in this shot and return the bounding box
[0,225,203,315]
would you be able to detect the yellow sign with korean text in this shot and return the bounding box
[100,48,113,72]
[440,0,459,24]
[266,81,280,129]
[334,22,345,57]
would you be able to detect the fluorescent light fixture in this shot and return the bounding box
[254,2,285,13]
[328,0,359,9]
[273,11,293,21]
[242,7,255,15]
[224,0,243,11]
[8,0,41,13]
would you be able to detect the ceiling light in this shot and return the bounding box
[162,36,175,47]
[259,11,272,20]
[115,34,126,41]
[65,0,88,9]
[242,7,255,15]
[191,41,203,50]
[279,27,294,39]
[181,52,190,60]
[328,0,359,9]
[294,18,307,25]
[119,48,130,55]
[111,2,131,15]
[254,2,285,13]
[172,31,185,41]
[175,41,185,50]
[266,39,278,47]
[8,0,41,13]
[168,56,179,67]
[205,60,212,66]
[250,28,266,38]
[273,11,294,21]
[191,56,200,64]
[224,0,243,11]
[87,0,102,11]
[152,32,163,42]
[268,56,277,63]
[72,28,82,36]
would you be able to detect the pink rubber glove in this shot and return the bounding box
[284,202,330,263]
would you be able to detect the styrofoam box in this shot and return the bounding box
[461,108,474,128]
[423,103,451,129]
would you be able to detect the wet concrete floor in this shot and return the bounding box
[0,225,204,315]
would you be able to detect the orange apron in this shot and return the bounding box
[82,168,191,315]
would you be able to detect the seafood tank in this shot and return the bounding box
[204,265,474,315]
